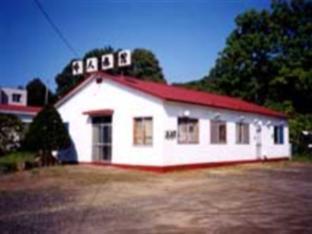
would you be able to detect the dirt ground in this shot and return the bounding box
[0,162,312,234]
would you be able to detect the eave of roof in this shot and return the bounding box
[0,104,41,116]
[83,109,114,117]
[55,71,286,119]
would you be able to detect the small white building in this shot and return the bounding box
[0,87,27,106]
[0,87,40,123]
[56,72,291,171]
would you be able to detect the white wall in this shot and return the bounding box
[0,88,27,106]
[57,77,166,166]
[162,101,291,166]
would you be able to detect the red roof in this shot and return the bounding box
[83,109,114,117]
[56,72,286,118]
[0,104,41,115]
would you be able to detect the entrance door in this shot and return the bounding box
[92,116,112,162]
[255,125,262,159]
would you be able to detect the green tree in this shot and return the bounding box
[55,60,86,98]
[0,114,24,156]
[289,114,312,154]
[127,48,165,83]
[23,105,70,152]
[26,78,55,106]
[177,0,312,114]
[208,9,275,104]
[268,0,312,114]
[55,47,165,97]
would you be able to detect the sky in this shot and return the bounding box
[0,0,271,91]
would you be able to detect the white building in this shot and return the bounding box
[0,87,40,123]
[0,87,27,106]
[56,72,291,171]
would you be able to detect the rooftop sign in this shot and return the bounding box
[72,50,131,76]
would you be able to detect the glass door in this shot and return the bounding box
[92,116,112,162]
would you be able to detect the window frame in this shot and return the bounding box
[236,122,250,144]
[210,120,227,144]
[133,117,153,146]
[274,125,284,145]
[12,93,21,103]
[177,117,199,144]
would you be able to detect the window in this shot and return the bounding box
[12,93,21,103]
[274,126,284,144]
[133,117,153,145]
[211,120,227,144]
[236,122,249,144]
[178,117,199,144]
[92,116,112,124]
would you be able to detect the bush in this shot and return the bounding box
[0,114,24,156]
[289,114,312,155]
[23,105,71,152]
[0,151,35,173]
[292,154,312,163]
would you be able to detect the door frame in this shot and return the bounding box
[255,124,262,159]
[91,116,113,163]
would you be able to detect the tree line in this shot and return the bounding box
[175,0,311,116]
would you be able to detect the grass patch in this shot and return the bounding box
[0,151,36,174]
[26,165,151,186]
[292,154,312,163]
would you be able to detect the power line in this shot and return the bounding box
[33,0,79,57]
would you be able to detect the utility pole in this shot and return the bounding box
[45,79,49,105]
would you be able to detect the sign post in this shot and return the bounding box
[72,60,83,75]
[118,50,131,67]
[86,57,98,73]
[101,54,114,70]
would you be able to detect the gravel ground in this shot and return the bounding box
[0,162,312,234]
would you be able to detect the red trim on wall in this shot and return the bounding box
[77,157,289,173]
[82,109,114,117]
